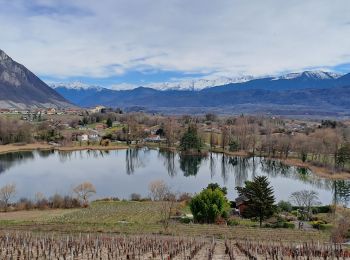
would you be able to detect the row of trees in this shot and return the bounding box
[2,111,349,172]
[0,182,96,211]
[0,118,32,144]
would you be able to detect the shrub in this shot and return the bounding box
[189,188,229,224]
[277,200,293,213]
[16,198,34,210]
[229,140,239,152]
[180,217,192,224]
[311,220,326,229]
[50,194,65,209]
[130,193,142,201]
[36,198,49,209]
[312,205,331,214]
[227,218,239,226]
[264,221,295,229]
[178,193,192,202]
[62,196,81,208]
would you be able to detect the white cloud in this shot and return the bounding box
[1,0,350,80]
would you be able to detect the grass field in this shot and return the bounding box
[0,201,331,243]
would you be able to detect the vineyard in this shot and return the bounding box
[0,231,349,259]
[0,201,331,242]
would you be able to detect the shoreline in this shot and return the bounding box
[0,143,129,155]
[0,143,349,180]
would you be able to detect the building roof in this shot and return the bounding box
[235,195,249,206]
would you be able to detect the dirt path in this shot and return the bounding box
[212,241,230,260]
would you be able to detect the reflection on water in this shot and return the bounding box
[126,148,146,175]
[179,154,206,176]
[158,149,177,177]
[0,148,348,205]
[0,151,35,174]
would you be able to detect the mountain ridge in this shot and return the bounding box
[52,70,350,117]
[0,49,73,109]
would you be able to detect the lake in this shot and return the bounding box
[0,148,349,206]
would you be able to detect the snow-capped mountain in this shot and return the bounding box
[49,71,345,93]
[273,70,343,81]
[146,76,255,91]
[50,81,103,91]
[50,70,350,116]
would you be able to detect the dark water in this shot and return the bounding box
[0,148,349,206]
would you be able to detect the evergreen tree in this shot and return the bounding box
[336,144,350,169]
[106,118,113,128]
[180,125,202,153]
[236,176,276,227]
[206,183,227,195]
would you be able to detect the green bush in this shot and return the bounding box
[179,217,192,224]
[264,221,295,229]
[229,140,239,152]
[227,219,239,226]
[189,188,230,224]
[277,200,293,212]
[291,210,298,216]
[312,205,331,214]
[311,220,326,229]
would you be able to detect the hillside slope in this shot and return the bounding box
[0,50,72,109]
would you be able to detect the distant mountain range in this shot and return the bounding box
[1,47,350,117]
[0,50,72,109]
[52,71,350,117]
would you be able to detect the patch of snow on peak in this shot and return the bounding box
[50,81,103,91]
[147,76,255,91]
[273,70,343,81]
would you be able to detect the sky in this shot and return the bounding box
[1,0,350,89]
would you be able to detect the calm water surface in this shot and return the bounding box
[0,148,349,205]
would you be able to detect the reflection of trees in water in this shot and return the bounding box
[86,150,109,158]
[260,159,292,177]
[220,155,228,184]
[57,150,112,163]
[211,155,252,186]
[125,148,146,175]
[235,157,252,187]
[229,156,251,187]
[333,180,350,207]
[158,149,177,177]
[58,151,73,163]
[209,153,216,179]
[0,151,34,174]
[37,149,55,158]
[179,154,206,176]
[259,158,329,190]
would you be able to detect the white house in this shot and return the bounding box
[77,134,89,142]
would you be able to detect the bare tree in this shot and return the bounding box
[159,191,177,232]
[148,180,169,201]
[0,184,16,211]
[290,190,320,219]
[221,126,230,151]
[148,180,176,232]
[331,211,350,243]
[73,182,96,207]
